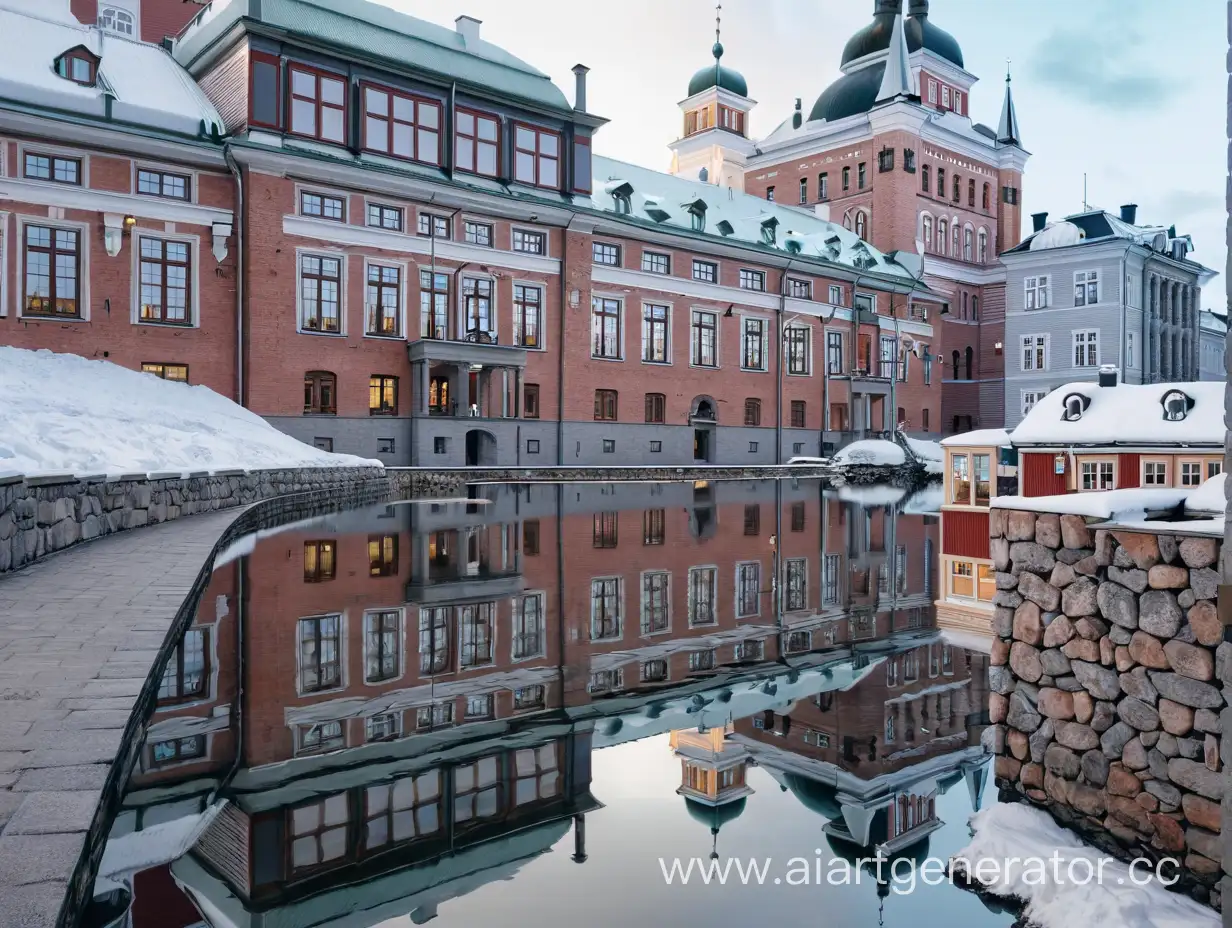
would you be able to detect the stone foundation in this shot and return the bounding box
[988,507,1225,910]
[0,466,387,575]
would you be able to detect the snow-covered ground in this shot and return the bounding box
[832,439,906,467]
[0,348,378,477]
[902,434,943,473]
[954,803,1218,928]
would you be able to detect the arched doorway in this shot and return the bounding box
[689,395,718,464]
[465,429,497,466]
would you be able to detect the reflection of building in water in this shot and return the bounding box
[671,725,753,858]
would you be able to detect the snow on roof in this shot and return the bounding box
[0,0,223,137]
[832,439,906,467]
[175,0,570,112]
[1184,472,1225,514]
[902,434,942,462]
[1026,220,1084,250]
[1199,310,1227,332]
[991,488,1189,521]
[1010,380,1223,447]
[589,155,920,283]
[940,428,1012,448]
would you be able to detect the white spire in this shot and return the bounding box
[875,12,915,104]
[997,63,1021,145]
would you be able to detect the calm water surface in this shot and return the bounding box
[105,480,1023,927]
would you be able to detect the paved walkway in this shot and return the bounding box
[0,510,242,928]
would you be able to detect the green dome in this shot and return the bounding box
[688,42,748,98]
[683,796,748,831]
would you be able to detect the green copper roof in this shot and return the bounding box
[687,42,748,98]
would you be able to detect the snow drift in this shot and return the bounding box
[832,439,906,467]
[0,347,378,477]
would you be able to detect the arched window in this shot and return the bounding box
[613,192,631,215]
[304,371,337,414]
[964,346,974,380]
[982,183,990,210]
[854,210,866,239]
[100,6,136,35]
[937,219,947,254]
[922,214,933,249]
[951,350,960,374]
[963,226,973,262]
[977,229,988,264]
[843,213,853,231]
[952,223,961,257]
[967,179,975,208]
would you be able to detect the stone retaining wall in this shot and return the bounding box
[0,466,388,574]
[988,507,1225,910]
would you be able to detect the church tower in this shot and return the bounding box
[668,5,757,190]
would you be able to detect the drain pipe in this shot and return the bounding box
[216,556,248,795]
[776,258,795,465]
[557,217,579,465]
[224,145,244,405]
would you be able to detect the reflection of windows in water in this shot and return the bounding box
[852,653,869,670]
[455,756,502,825]
[787,631,811,652]
[689,650,716,672]
[942,646,954,675]
[363,771,441,851]
[588,669,624,693]
[416,702,454,729]
[297,721,344,755]
[904,650,919,682]
[515,745,561,806]
[735,639,764,661]
[465,694,494,719]
[152,735,204,765]
[641,571,670,634]
[514,685,545,710]
[641,659,668,682]
[785,559,807,611]
[815,692,834,712]
[929,645,941,677]
[366,713,400,742]
[290,792,350,872]
[736,562,761,617]
[459,603,495,667]
[689,567,717,626]
[824,624,837,646]
[419,607,451,673]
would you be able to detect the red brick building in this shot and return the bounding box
[1,0,948,468]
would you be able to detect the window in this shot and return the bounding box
[459,603,494,668]
[463,694,493,720]
[880,336,896,379]
[951,454,970,505]
[158,628,208,703]
[1073,330,1098,367]
[744,398,761,426]
[591,297,622,359]
[644,392,666,423]
[972,296,979,320]
[512,594,544,659]
[963,227,973,262]
[591,512,618,550]
[826,331,844,374]
[23,226,80,318]
[922,214,933,249]
[921,164,930,193]
[799,177,808,204]
[24,152,81,187]
[462,277,493,338]
[857,162,866,188]
[689,650,716,672]
[301,191,345,221]
[643,509,666,545]
[748,441,759,453]
[642,304,669,363]
[363,610,400,682]
[366,264,402,336]
[526,439,540,454]
[296,723,344,758]
[513,285,542,349]
[289,66,346,143]
[361,771,440,850]
[789,278,812,299]
[299,615,342,692]
[1074,270,1100,306]
[650,441,662,452]
[512,229,545,254]
[433,437,447,454]
[100,6,136,35]
[369,375,397,415]
[642,572,670,634]
[823,554,840,604]
[1181,462,1203,487]
[1079,461,1115,491]
[785,559,807,611]
[1209,461,1223,479]
[419,270,449,339]
[936,168,945,198]
[514,685,545,709]
[790,400,806,429]
[877,148,894,172]
[524,383,540,418]
[854,211,867,239]
[972,453,991,506]
[367,203,403,231]
[362,85,440,164]
[594,389,618,421]
[1025,275,1049,309]
[736,562,761,617]
[591,578,622,639]
[137,169,189,201]
[142,363,188,383]
[641,660,668,683]
[1127,332,1135,369]
[739,269,766,292]
[602,439,616,454]
[417,213,449,238]
[464,221,493,247]
[455,109,499,176]
[415,702,454,729]
[304,372,337,415]
[418,607,450,673]
[136,237,193,325]
[743,505,760,536]
[514,124,561,188]
[692,259,717,283]
[819,172,829,200]
[742,317,767,370]
[1021,335,1048,371]
[978,229,988,263]
[593,242,621,266]
[1021,390,1045,416]
[766,186,775,202]
[786,326,810,374]
[642,251,670,274]
[1143,461,1168,486]
[688,567,717,626]
[152,736,204,766]
[691,310,717,367]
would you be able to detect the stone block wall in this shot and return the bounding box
[988,507,1225,910]
[0,466,387,575]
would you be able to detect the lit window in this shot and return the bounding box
[23,225,80,318]
[368,375,397,415]
[513,285,543,348]
[142,362,188,382]
[591,298,621,359]
[300,255,342,333]
[138,238,192,325]
[365,264,402,337]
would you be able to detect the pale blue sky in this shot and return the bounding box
[386,0,1226,314]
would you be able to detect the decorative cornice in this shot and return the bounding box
[0,177,233,228]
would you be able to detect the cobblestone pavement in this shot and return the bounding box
[0,510,240,928]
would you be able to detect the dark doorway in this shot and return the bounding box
[694,429,711,462]
[465,430,496,466]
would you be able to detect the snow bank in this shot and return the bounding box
[941,428,1012,448]
[903,435,942,462]
[1184,473,1225,514]
[992,488,1189,521]
[0,348,378,477]
[954,803,1218,928]
[832,439,906,467]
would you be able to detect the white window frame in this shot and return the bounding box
[1074,269,1100,306]
[590,293,625,361]
[295,613,347,697]
[16,215,92,323]
[641,301,672,365]
[927,79,938,104]
[977,228,988,264]
[295,247,347,336]
[1020,334,1048,371]
[639,570,672,636]
[941,85,950,107]
[1024,275,1049,310]
[0,210,9,318]
[740,314,769,372]
[827,284,844,306]
[365,256,410,340]
[361,608,405,687]
[130,229,202,329]
[1179,460,1204,487]
[1072,328,1099,368]
[99,2,139,36]
[1021,390,1045,417]
[1080,459,1116,491]
[687,565,719,627]
[1142,460,1168,486]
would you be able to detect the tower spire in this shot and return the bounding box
[874,10,914,103]
[997,61,1021,145]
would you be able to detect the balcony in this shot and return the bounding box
[406,527,524,604]
[408,329,529,369]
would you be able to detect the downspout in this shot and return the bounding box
[216,556,247,794]
[557,217,578,465]
[776,258,795,464]
[1117,243,1128,381]
[1140,255,1150,383]
[224,144,245,405]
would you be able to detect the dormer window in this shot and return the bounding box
[715,220,734,237]
[99,5,136,36]
[1061,392,1090,422]
[614,192,631,215]
[683,199,707,233]
[1160,389,1194,422]
[55,47,99,87]
[642,197,671,223]
[759,216,778,246]
[605,180,633,215]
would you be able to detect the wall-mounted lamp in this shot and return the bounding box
[994,341,1004,355]
[102,213,125,257]
[123,215,136,229]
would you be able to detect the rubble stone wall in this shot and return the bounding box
[988,507,1225,909]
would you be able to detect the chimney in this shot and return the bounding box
[454,15,481,45]
[572,64,589,112]
[1119,203,1138,225]
[1031,211,1048,232]
[1098,364,1118,388]
[791,98,802,129]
